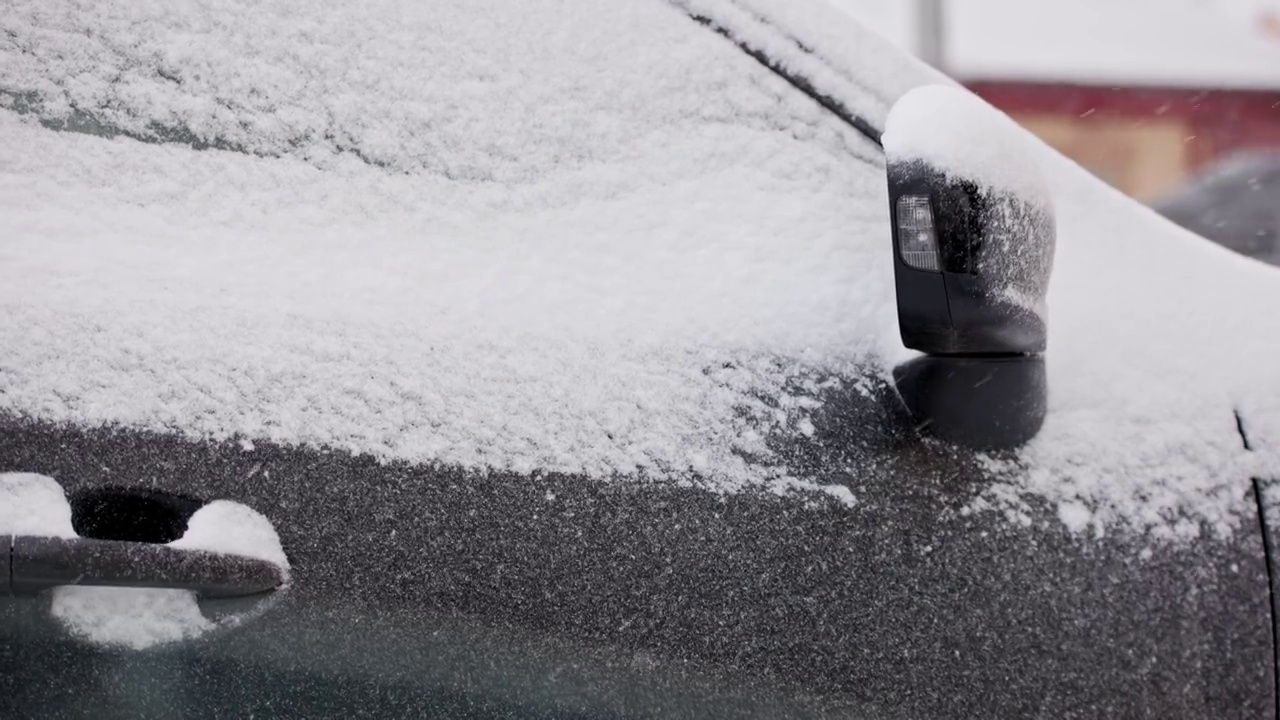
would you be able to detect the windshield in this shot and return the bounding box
[0,0,897,499]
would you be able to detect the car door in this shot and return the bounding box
[2,1,1276,717]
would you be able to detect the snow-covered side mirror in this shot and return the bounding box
[883,86,1056,449]
[884,86,1056,355]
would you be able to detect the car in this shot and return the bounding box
[3,1,1280,717]
[1155,150,1280,267]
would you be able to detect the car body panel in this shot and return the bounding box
[2,392,1274,718]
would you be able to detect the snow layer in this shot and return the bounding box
[883,85,1049,204]
[171,500,290,570]
[3,0,1280,539]
[0,0,890,497]
[50,586,213,650]
[0,472,76,538]
[0,0,881,180]
[1023,154,1280,538]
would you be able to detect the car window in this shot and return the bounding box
[0,0,892,498]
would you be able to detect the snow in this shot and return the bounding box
[0,0,879,181]
[2,0,1280,539]
[882,85,1050,204]
[884,82,1280,538]
[1006,133,1280,539]
[1240,408,1280,481]
[816,0,916,52]
[0,472,76,538]
[0,0,890,499]
[171,500,290,570]
[50,586,213,650]
[1057,502,1093,534]
[824,0,1280,89]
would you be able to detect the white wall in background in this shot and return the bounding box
[823,0,1280,88]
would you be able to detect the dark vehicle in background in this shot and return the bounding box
[1157,150,1280,266]
[3,1,1280,718]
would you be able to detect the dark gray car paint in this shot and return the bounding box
[0,377,1272,718]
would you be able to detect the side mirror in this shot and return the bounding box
[883,86,1056,450]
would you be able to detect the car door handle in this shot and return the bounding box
[3,536,285,599]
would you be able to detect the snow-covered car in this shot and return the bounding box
[3,1,1280,717]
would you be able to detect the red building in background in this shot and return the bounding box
[967,82,1280,200]
[876,0,1280,201]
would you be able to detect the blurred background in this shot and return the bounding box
[828,0,1280,263]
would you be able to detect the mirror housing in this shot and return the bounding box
[883,86,1056,449]
[889,162,1054,355]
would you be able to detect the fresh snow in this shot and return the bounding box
[1009,124,1280,540]
[171,500,291,570]
[50,586,214,650]
[882,85,1050,203]
[3,0,1280,539]
[0,473,77,539]
[1057,501,1093,534]
[0,0,890,500]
